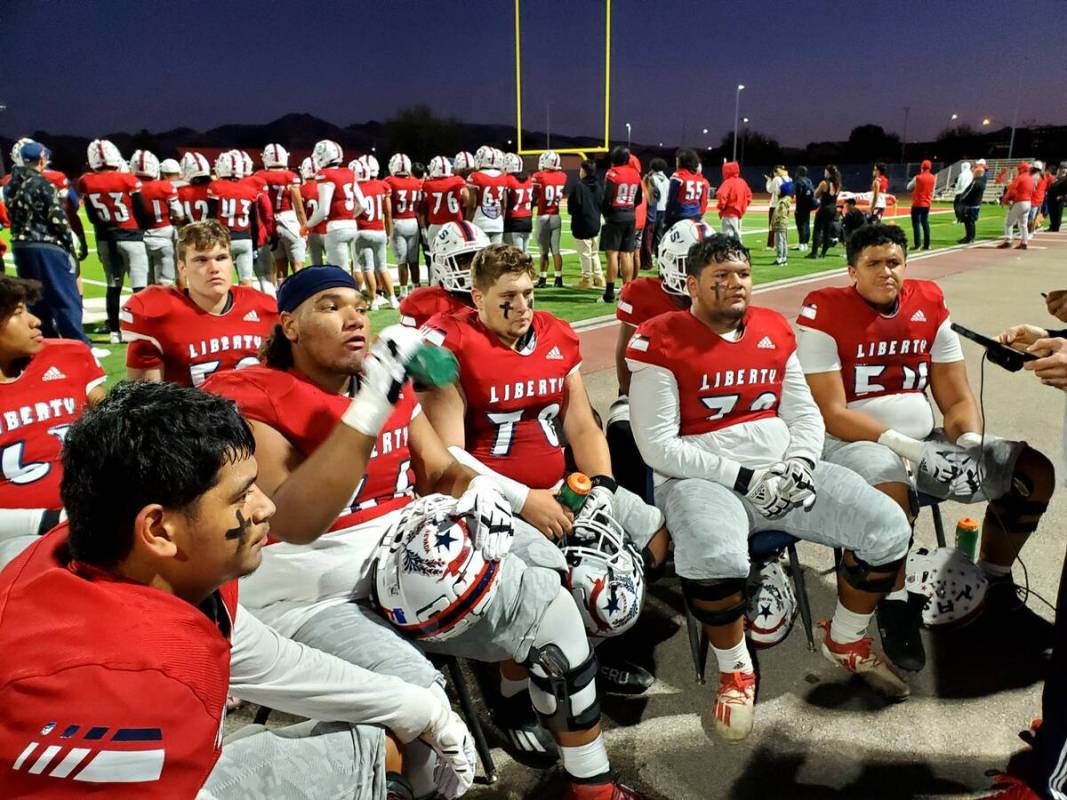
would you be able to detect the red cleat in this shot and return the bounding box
[563,778,651,800]
[977,774,1042,799]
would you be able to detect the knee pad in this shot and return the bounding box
[642,545,667,584]
[525,645,601,734]
[838,553,905,594]
[987,493,1049,536]
[386,772,414,800]
[681,577,747,626]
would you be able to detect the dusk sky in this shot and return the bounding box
[3,0,1066,147]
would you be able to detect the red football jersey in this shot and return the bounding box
[76,171,143,231]
[241,172,268,193]
[42,169,70,195]
[178,183,212,222]
[316,166,359,222]
[627,308,794,436]
[203,366,418,530]
[385,175,423,220]
[604,165,642,211]
[208,179,260,237]
[254,169,299,214]
[139,179,180,229]
[0,340,104,511]
[357,179,389,232]
[797,280,947,404]
[616,277,687,327]
[0,529,238,798]
[467,170,508,221]
[121,286,278,386]
[505,175,534,220]
[399,286,471,329]
[421,175,467,225]
[532,170,567,215]
[300,182,327,234]
[423,308,581,489]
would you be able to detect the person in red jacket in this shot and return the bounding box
[715,161,751,240]
[1029,161,1052,233]
[999,161,1035,250]
[906,159,935,250]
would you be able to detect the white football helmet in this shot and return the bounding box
[363,154,380,178]
[504,153,523,174]
[312,139,344,169]
[87,139,124,171]
[9,137,36,167]
[350,158,368,182]
[159,158,181,177]
[130,150,160,179]
[563,511,645,638]
[428,155,453,179]
[240,151,255,177]
[373,494,502,642]
[453,151,476,173]
[180,151,211,181]
[262,143,289,169]
[215,150,243,179]
[299,156,316,181]
[475,145,496,169]
[431,221,490,293]
[905,547,988,628]
[658,219,714,296]
[745,559,798,648]
[538,150,561,171]
[389,153,412,176]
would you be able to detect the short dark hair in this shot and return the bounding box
[580,159,596,176]
[261,324,293,369]
[649,157,668,173]
[685,235,751,278]
[411,161,427,179]
[875,162,887,175]
[844,197,857,206]
[675,148,699,171]
[61,381,255,568]
[846,223,908,266]
[795,165,808,178]
[0,275,42,325]
[611,146,630,166]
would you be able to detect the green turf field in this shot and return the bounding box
[0,202,1009,385]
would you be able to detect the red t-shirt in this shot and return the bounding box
[616,277,687,327]
[139,179,180,229]
[316,167,359,223]
[797,280,947,403]
[207,179,260,238]
[399,286,471,329]
[385,175,423,221]
[356,179,389,232]
[121,286,278,386]
[76,171,143,232]
[422,308,581,489]
[254,169,300,214]
[178,183,212,223]
[1033,174,1052,205]
[421,176,467,225]
[203,367,418,531]
[300,182,327,234]
[0,340,104,510]
[505,175,534,220]
[627,307,793,436]
[532,170,567,215]
[911,172,935,208]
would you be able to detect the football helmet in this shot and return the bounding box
[373,494,502,643]
[262,143,289,169]
[363,154,380,178]
[9,137,36,167]
[159,158,181,177]
[428,155,453,179]
[538,150,561,171]
[389,153,412,176]
[215,150,243,180]
[350,158,368,182]
[180,151,211,181]
[130,150,160,179]
[905,547,988,628]
[299,156,316,181]
[745,559,798,648]
[431,221,490,293]
[312,139,344,169]
[453,151,476,173]
[87,139,124,171]
[475,145,496,169]
[504,152,523,175]
[240,151,255,177]
[562,511,645,638]
[658,219,713,296]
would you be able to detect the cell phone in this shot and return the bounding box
[951,322,1038,372]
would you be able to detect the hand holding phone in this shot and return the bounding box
[952,322,1039,372]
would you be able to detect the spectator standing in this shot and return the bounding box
[764,165,790,247]
[632,154,652,271]
[906,159,935,250]
[715,160,751,239]
[952,161,973,223]
[568,159,605,289]
[793,165,816,251]
[2,142,87,343]
[1029,161,1051,233]
[870,163,890,221]
[957,160,987,243]
[998,161,1035,250]
[649,157,671,254]
[770,182,792,265]
[1048,162,1067,232]
[807,164,841,259]
[840,197,866,242]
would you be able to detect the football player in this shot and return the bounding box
[663,148,711,231]
[385,152,423,295]
[597,147,642,304]
[420,156,470,261]
[256,143,308,283]
[304,139,364,286]
[354,155,398,310]
[202,266,650,800]
[0,275,104,568]
[177,151,213,223]
[207,151,270,288]
[131,150,184,287]
[398,221,487,330]
[466,146,508,244]
[298,157,327,265]
[120,220,277,386]
[77,138,150,343]
[503,152,534,253]
[419,243,670,694]
[0,196,8,272]
[452,150,477,180]
[531,150,567,287]
[0,380,477,800]
[797,223,1055,661]
[627,233,913,741]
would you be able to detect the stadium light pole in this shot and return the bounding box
[732,84,745,161]
[739,118,750,163]
[626,122,631,148]
[983,116,1018,161]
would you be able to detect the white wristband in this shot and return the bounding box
[447,445,530,513]
[341,387,393,437]
[877,429,925,463]
[956,431,982,449]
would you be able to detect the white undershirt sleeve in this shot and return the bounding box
[304,182,333,229]
[447,445,531,512]
[931,316,965,363]
[795,327,842,373]
[778,352,826,463]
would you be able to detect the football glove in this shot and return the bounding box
[455,475,514,562]
[342,325,424,436]
[575,475,618,525]
[735,463,792,519]
[421,694,477,799]
[916,441,969,486]
[779,457,817,511]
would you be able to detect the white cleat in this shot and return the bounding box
[713,670,756,741]
[819,621,910,701]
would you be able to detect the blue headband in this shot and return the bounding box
[276,265,358,313]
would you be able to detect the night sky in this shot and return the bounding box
[3,0,1065,147]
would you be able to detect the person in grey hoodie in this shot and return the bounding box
[953,161,973,223]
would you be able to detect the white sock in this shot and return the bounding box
[712,638,753,674]
[830,603,873,644]
[885,588,908,602]
[979,560,1013,579]
[560,735,610,780]
[499,673,527,699]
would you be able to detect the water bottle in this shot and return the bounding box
[955,517,980,562]
[557,473,592,514]
[406,343,459,388]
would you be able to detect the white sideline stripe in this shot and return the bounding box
[74,748,165,783]
[50,747,91,778]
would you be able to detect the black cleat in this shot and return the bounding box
[876,592,927,672]
[553,275,565,288]
[984,574,1026,616]
[489,690,558,765]
[535,276,548,288]
[598,656,655,695]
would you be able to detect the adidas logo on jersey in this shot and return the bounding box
[757,336,776,350]
[910,309,927,322]
[243,310,260,322]
[42,366,66,381]
[545,346,564,360]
